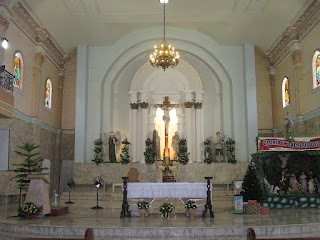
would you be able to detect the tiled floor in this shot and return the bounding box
[1,196,320,239]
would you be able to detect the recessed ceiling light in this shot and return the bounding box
[160,0,169,3]
[70,0,76,3]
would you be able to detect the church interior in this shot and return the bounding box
[1,0,320,239]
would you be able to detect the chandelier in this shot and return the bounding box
[149,0,179,71]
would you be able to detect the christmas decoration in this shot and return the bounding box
[12,143,45,190]
[178,138,190,165]
[203,138,214,164]
[92,138,104,164]
[226,138,237,164]
[241,161,263,202]
[144,138,156,164]
[120,138,131,164]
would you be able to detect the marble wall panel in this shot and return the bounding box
[73,162,249,185]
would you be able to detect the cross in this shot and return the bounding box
[154,96,179,159]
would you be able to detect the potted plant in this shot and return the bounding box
[185,200,197,218]
[159,201,173,218]
[137,200,149,217]
[19,202,42,219]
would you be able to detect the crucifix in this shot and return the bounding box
[155,96,179,159]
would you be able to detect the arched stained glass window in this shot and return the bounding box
[13,52,23,89]
[45,79,52,109]
[313,50,320,89]
[282,77,289,108]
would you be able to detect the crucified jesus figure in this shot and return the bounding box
[155,96,179,159]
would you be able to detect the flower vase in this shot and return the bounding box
[139,209,148,218]
[162,212,169,218]
[186,208,196,219]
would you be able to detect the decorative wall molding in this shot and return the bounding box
[272,107,320,134]
[266,0,320,68]
[13,109,61,134]
[6,2,67,71]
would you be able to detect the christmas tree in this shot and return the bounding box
[241,161,263,202]
[120,138,131,164]
[144,138,156,164]
[11,143,44,190]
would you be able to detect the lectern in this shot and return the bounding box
[24,174,50,215]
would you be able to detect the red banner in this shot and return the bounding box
[258,137,320,151]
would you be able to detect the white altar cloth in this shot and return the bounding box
[127,182,211,199]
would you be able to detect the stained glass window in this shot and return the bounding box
[45,79,52,109]
[313,50,320,89]
[282,77,289,108]
[13,52,23,89]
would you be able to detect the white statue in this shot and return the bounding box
[155,160,166,183]
[152,130,161,160]
[263,177,279,195]
[308,178,315,195]
[171,131,180,160]
[102,131,121,163]
[299,172,307,194]
[168,160,180,181]
[214,131,225,162]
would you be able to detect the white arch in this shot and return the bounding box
[130,60,202,91]
[100,26,233,138]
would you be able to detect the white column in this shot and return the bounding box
[177,108,184,138]
[129,91,138,163]
[139,90,149,163]
[195,91,204,163]
[184,90,194,162]
[75,44,88,163]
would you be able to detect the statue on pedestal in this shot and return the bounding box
[103,131,121,163]
[214,131,225,162]
[171,131,180,160]
[152,130,161,160]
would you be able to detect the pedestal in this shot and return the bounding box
[24,174,50,215]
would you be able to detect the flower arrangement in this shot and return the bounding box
[203,138,214,164]
[19,202,42,218]
[185,200,197,209]
[137,200,149,209]
[159,201,174,218]
[92,138,103,164]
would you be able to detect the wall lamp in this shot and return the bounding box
[1,38,8,49]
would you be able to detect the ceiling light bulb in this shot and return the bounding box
[160,0,169,3]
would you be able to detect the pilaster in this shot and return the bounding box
[195,91,204,163]
[269,67,277,128]
[290,43,304,116]
[31,50,45,118]
[128,91,138,163]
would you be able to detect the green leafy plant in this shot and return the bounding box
[120,138,131,164]
[203,138,214,164]
[185,200,197,209]
[226,138,237,164]
[137,200,149,209]
[144,138,156,164]
[12,143,44,190]
[19,202,42,217]
[92,138,104,164]
[178,138,190,165]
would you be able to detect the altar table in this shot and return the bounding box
[127,182,211,199]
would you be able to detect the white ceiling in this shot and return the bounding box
[21,0,313,54]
